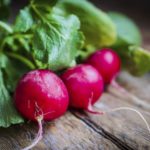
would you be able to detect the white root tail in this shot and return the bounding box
[86,94,104,115]
[109,80,150,133]
[104,107,150,134]
[86,105,150,134]
[86,106,104,115]
[22,117,43,150]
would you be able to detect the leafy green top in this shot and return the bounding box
[0,54,24,127]
[57,0,117,50]
[109,12,150,75]
[0,0,84,127]
[108,12,142,47]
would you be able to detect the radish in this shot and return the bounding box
[61,64,104,112]
[85,48,136,100]
[14,69,69,150]
[61,64,150,135]
[86,48,123,96]
[86,48,121,84]
[85,49,150,134]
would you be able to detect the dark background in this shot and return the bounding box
[91,0,150,26]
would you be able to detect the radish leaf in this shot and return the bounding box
[32,14,84,70]
[0,54,24,127]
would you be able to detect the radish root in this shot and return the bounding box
[111,79,127,93]
[104,107,150,134]
[86,94,104,115]
[87,105,150,134]
[86,105,104,115]
[22,116,43,150]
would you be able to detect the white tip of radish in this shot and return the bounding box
[86,97,104,115]
[22,117,43,150]
[86,107,104,115]
[110,79,127,93]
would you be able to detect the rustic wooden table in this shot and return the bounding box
[0,1,150,150]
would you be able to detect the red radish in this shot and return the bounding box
[14,69,69,150]
[61,64,104,112]
[85,48,133,102]
[61,65,150,134]
[85,49,150,134]
[86,48,121,84]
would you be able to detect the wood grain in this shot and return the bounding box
[0,112,119,150]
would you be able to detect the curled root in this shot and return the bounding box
[22,116,43,150]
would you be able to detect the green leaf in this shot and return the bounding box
[14,0,58,33]
[57,0,116,49]
[108,12,150,75]
[108,12,142,48]
[14,7,34,32]
[0,21,12,33]
[0,52,30,95]
[0,54,24,128]
[0,52,8,68]
[0,70,24,128]
[1,33,33,53]
[33,14,84,70]
[0,52,31,92]
[115,46,150,76]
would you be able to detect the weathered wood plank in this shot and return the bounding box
[106,72,150,112]
[73,72,150,150]
[118,72,150,103]
[73,93,150,150]
[0,112,119,150]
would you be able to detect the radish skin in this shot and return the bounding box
[86,48,121,84]
[61,64,104,111]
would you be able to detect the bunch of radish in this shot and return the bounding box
[14,48,150,150]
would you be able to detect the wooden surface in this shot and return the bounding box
[0,1,150,150]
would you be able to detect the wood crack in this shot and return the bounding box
[71,110,135,150]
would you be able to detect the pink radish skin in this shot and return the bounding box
[14,69,69,150]
[61,64,104,111]
[86,48,121,84]
[14,69,69,121]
